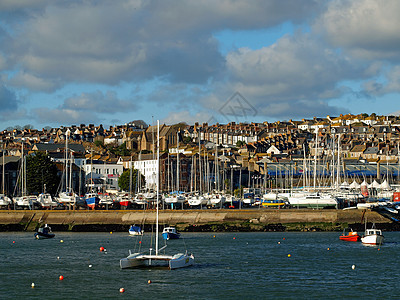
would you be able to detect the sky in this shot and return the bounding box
[1,0,400,131]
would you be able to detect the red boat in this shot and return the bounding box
[339,229,361,242]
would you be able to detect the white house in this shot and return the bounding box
[84,160,124,191]
[133,158,157,190]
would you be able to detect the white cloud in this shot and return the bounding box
[1,0,322,92]
[315,0,400,61]
[200,32,363,120]
[63,90,138,113]
[162,110,212,125]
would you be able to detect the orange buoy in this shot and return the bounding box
[148,280,152,284]
[119,288,125,293]
[287,254,291,257]
[100,246,105,252]
[59,275,64,281]
[327,248,330,251]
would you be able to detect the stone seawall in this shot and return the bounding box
[0,209,396,232]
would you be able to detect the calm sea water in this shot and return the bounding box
[0,231,399,299]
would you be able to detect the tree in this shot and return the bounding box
[108,141,131,156]
[118,168,145,192]
[182,136,192,144]
[26,151,60,195]
[94,140,104,148]
[236,140,246,148]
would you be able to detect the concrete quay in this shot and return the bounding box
[0,208,395,232]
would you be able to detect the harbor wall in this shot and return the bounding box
[0,209,394,232]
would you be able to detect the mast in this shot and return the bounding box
[21,140,25,196]
[129,155,132,198]
[337,134,341,187]
[177,132,179,192]
[2,149,4,194]
[65,130,69,193]
[155,120,160,255]
[198,128,202,194]
[313,128,318,191]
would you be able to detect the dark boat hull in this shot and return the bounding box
[34,232,55,239]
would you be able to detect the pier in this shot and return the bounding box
[0,209,396,232]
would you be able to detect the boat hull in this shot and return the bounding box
[339,235,360,242]
[361,235,384,245]
[120,253,194,269]
[162,232,181,240]
[128,225,143,236]
[34,232,55,239]
[85,196,100,209]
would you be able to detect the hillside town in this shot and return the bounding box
[1,113,400,210]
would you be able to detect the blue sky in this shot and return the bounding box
[1,0,400,130]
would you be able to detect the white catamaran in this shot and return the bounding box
[120,120,194,270]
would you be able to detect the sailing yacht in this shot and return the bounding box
[120,120,194,269]
[0,152,12,208]
[57,130,81,208]
[13,140,39,209]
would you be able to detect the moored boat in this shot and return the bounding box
[339,229,360,242]
[120,120,194,270]
[85,192,100,209]
[288,192,338,209]
[129,225,143,236]
[361,224,384,245]
[162,226,181,240]
[34,224,55,239]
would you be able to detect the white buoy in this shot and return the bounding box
[31,283,35,288]
[89,264,92,268]
[352,265,355,270]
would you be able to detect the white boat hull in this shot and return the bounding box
[361,235,384,245]
[288,193,337,208]
[120,252,194,269]
[188,196,208,206]
[164,195,185,204]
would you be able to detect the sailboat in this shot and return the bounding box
[164,133,186,208]
[0,151,12,209]
[13,140,39,209]
[120,120,194,269]
[57,130,81,208]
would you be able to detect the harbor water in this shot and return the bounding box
[1,231,399,299]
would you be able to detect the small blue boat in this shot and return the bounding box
[128,225,143,236]
[85,193,100,209]
[34,224,55,239]
[162,226,181,240]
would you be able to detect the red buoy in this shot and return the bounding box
[119,288,125,293]
[59,275,64,281]
[99,246,105,252]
